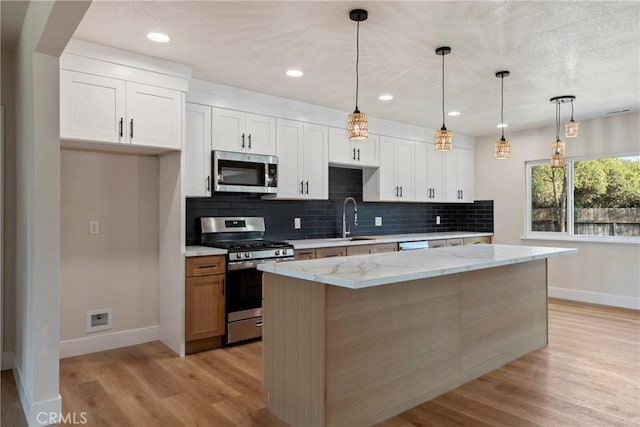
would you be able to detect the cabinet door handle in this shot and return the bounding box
[357,149,360,161]
[119,117,123,139]
[395,186,399,197]
[130,119,134,139]
[300,180,304,194]
[206,176,210,191]
[400,186,403,197]
[305,181,309,194]
[241,133,245,148]
[221,278,225,295]
[353,148,356,160]
[460,190,464,199]
[248,133,252,149]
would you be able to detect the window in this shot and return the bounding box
[526,154,640,241]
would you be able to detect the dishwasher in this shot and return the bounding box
[398,240,430,251]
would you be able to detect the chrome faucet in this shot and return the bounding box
[342,197,359,238]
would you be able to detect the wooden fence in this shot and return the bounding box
[532,208,640,236]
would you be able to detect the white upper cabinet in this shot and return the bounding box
[444,148,475,202]
[456,148,475,202]
[126,82,182,150]
[60,70,126,144]
[363,136,415,202]
[303,123,329,199]
[60,71,183,150]
[266,118,328,200]
[245,113,277,155]
[211,107,276,156]
[413,142,429,202]
[427,148,446,202]
[184,103,212,197]
[328,127,379,168]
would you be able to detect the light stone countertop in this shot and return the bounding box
[184,246,227,257]
[257,244,577,289]
[287,231,493,249]
[287,232,493,249]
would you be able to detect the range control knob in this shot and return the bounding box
[282,249,288,255]
[244,252,250,258]
[275,250,280,256]
[235,253,242,259]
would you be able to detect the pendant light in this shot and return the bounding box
[550,97,565,169]
[565,97,579,138]
[347,9,368,141]
[434,46,452,151]
[494,71,510,159]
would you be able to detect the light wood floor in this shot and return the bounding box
[2,299,638,426]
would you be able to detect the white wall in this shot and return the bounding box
[11,1,89,425]
[475,113,640,309]
[60,150,159,351]
[2,48,17,370]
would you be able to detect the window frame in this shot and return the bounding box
[523,152,640,244]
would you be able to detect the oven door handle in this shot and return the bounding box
[228,257,295,270]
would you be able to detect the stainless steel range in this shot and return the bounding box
[200,217,294,344]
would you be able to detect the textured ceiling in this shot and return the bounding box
[73,1,640,137]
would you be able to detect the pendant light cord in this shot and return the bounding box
[354,20,360,111]
[556,101,560,142]
[441,52,445,127]
[570,98,574,121]
[500,74,504,139]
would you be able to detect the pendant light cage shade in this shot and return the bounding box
[495,137,511,159]
[565,97,579,138]
[348,9,368,141]
[494,71,510,159]
[348,112,368,140]
[565,120,579,138]
[434,46,452,151]
[550,152,565,169]
[552,140,566,156]
[435,128,452,151]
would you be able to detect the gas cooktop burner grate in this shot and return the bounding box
[205,240,292,251]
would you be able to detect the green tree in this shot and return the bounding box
[532,165,566,231]
[574,157,640,208]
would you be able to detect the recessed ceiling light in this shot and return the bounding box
[286,69,304,77]
[147,32,170,43]
[497,123,509,128]
[378,94,393,101]
[448,111,461,116]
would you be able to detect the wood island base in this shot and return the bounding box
[263,259,548,427]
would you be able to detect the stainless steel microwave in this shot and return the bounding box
[212,151,278,194]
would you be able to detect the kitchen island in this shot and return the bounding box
[258,244,576,427]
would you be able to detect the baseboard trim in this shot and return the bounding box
[59,325,160,358]
[549,287,640,310]
[2,351,15,370]
[13,363,62,426]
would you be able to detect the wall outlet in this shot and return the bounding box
[294,218,301,229]
[375,217,383,226]
[86,308,112,333]
[436,216,441,225]
[89,220,100,235]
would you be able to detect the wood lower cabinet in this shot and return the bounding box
[446,238,464,247]
[346,243,398,256]
[429,239,447,248]
[185,255,226,345]
[294,249,316,260]
[315,246,347,259]
[296,243,398,260]
[464,236,492,245]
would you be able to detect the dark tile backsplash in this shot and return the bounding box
[186,167,493,244]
